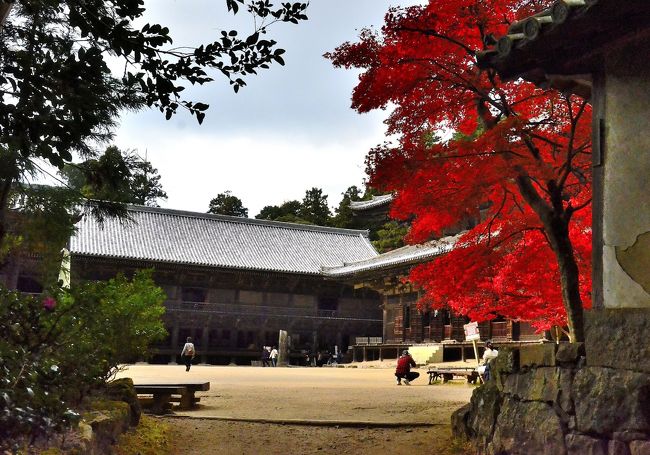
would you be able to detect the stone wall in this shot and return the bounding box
[453,343,650,454]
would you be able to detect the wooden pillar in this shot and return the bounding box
[169,325,179,364]
[379,347,383,361]
[352,347,358,363]
[363,347,367,362]
[461,345,466,362]
[200,326,209,364]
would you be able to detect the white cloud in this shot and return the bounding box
[111,0,422,217]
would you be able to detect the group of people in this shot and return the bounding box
[181,336,499,381]
[394,340,499,385]
[261,346,279,367]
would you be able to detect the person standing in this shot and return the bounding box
[261,346,271,367]
[270,346,279,367]
[395,350,419,385]
[181,337,196,372]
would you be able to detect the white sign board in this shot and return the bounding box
[464,322,481,341]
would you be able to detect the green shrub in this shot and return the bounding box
[0,270,166,448]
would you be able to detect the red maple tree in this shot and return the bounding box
[327,0,592,341]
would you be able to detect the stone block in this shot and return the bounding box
[493,347,519,374]
[451,403,472,440]
[489,398,566,455]
[629,440,650,455]
[573,367,650,435]
[556,342,586,365]
[585,309,650,374]
[106,377,141,426]
[519,344,557,368]
[466,381,502,443]
[505,367,556,401]
[565,434,608,455]
[501,366,574,413]
[85,402,130,448]
[613,432,649,443]
[493,347,519,392]
[609,440,631,455]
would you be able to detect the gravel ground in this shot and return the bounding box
[117,363,476,455]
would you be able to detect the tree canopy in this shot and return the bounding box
[328,0,592,341]
[256,200,305,223]
[255,187,333,226]
[298,187,332,226]
[208,191,249,217]
[0,0,308,251]
[61,146,168,208]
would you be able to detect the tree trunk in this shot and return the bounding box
[545,215,585,343]
[0,176,13,255]
[515,175,585,342]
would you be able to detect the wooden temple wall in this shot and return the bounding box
[71,257,383,365]
[383,294,543,344]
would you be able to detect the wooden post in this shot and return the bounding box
[472,339,484,384]
[472,340,480,366]
[169,325,179,365]
[278,330,289,366]
[461,345,466,362]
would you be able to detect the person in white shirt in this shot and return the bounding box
[478,340,498,380]
[270,346,279,367]
[181,337,196,372]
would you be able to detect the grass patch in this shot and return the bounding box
[114,415,173,455]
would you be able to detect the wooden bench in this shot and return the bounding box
[134,382,210,414]
[427,367,479,385]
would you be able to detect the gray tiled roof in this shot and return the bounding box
[70,206,378,275]
[323,235,458,277]
[349,194,394,211]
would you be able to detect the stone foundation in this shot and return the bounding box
[453,312,650,454]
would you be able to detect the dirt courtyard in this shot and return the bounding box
[116,363,475,455]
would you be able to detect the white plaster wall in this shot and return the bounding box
[603,41,650,308]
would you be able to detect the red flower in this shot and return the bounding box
[42,297,57,311]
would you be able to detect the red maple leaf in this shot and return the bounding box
[327,0,591,341]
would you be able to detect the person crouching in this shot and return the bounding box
[395,350,419,385]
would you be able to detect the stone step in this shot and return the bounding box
[408,345,443,365]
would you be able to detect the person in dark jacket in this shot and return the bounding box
[261,346,271,367]
[395,350,419,385]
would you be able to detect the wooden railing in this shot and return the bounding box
[355,336,383,345]
[166,301,381,322]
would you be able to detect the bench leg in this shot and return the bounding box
[152,393,171,415]
[179,392,196,410]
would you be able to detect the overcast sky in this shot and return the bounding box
[110,0,419,217]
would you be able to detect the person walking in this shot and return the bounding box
[261,346,271,367]
[181,337,196,372]
[270,346,279,367]
[395,350,419,385]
